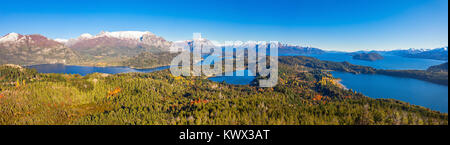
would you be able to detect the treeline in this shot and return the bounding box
[278,56,377,74]
[377,69,448,85]
[427,62,448,73]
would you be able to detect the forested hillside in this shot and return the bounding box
[0,59,447,125]
[121,52,179,69]
[279,56,448,85]
[352,52,384,61]
[427,62,448,72]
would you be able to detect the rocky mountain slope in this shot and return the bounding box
[0,33,79,65]
[66,31,172,57]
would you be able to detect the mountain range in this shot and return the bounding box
[389,47,448,60]
[278,43,325,55]
[0,33,79,65]
[0,31,176,67]
[353,47,448,61]
[66,31,172,57]
[0,31,447,68]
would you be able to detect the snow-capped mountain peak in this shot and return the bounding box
[69,31,155,42]
[65,30,171,55]
[1,32,69,45]
[406,47,449,53]
[97,31,154,40]
[0,32,21,42]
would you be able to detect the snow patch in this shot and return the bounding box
[0,33,20,42]
[96,31,154,39]
[54,38,68,43]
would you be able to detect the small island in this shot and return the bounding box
[352,52,384,61]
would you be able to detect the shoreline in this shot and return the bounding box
[335,79,348,90]
[22,63,171,70]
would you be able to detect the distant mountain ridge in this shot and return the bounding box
[397,47,448,60]
[2,31,446,68]
[354,47,448,61]
[278,43,325,55]
[66,31,172,57]
[0,33,79,65]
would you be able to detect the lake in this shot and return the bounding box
[332,71,448,113]
[26,64,170,76]
[26,64,256,85]
[281,52,446,70]
[208,70,256,85]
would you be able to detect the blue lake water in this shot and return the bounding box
[281,52,446,70]
[27,64,256,85]
[200,55,256,85]
[27,64,170,76]
[208,70,256,85]
[331,71,448,113]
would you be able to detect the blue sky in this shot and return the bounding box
[0,0,447,51]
